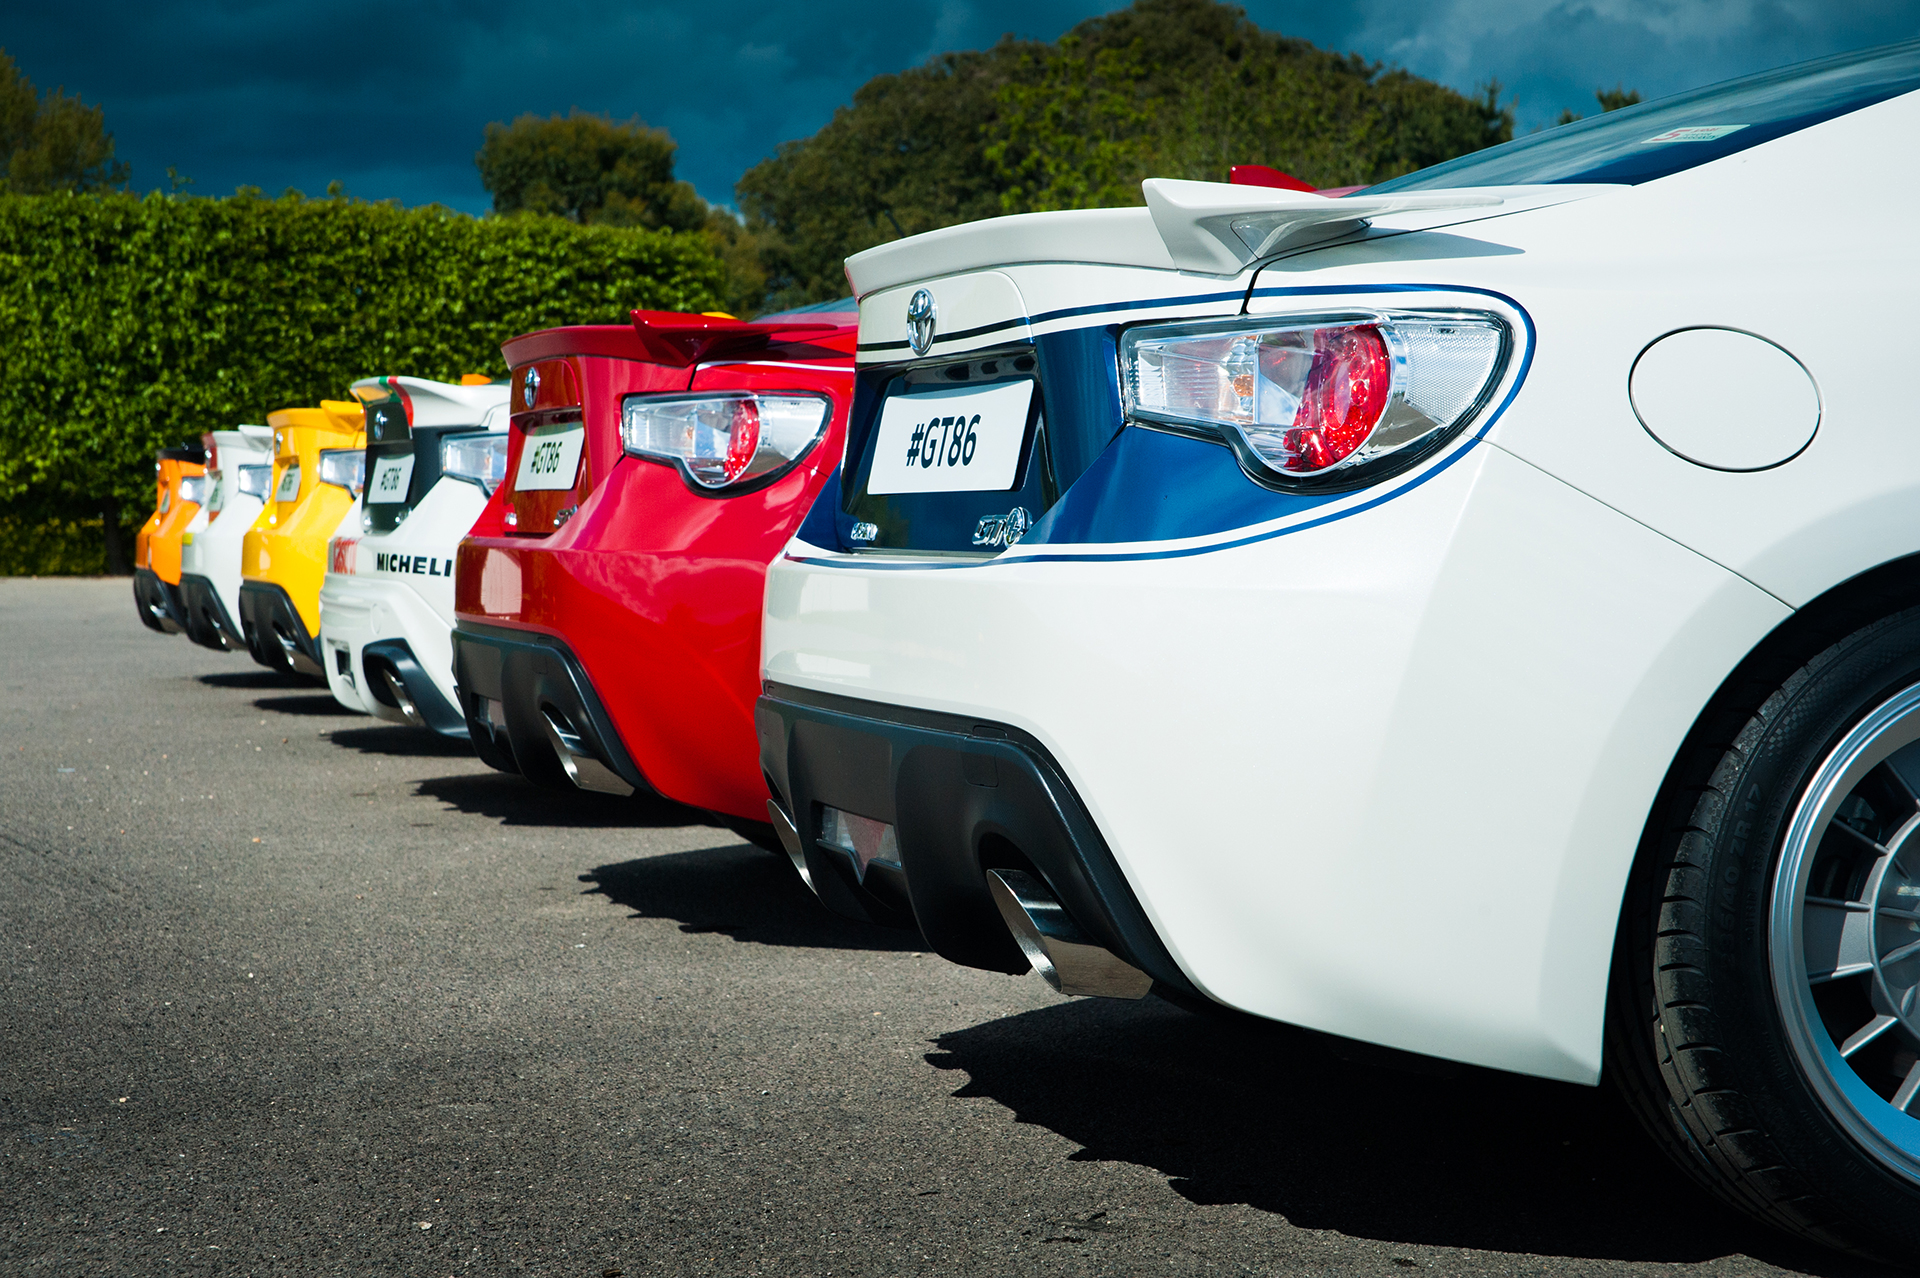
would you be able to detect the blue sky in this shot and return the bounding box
[7,0,1919,214]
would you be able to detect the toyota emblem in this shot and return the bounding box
[523,368,540,409]
[906,288,936,356]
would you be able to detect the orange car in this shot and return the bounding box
[132,440,209,633]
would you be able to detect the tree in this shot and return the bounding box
[0,50,129,194]
[986,0,1512,209]
[1557,84,1643,126]
[477,110,707,232]
[734,0,1513,308]
[735,44,1036,311]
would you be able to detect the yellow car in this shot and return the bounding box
[238,400,366,677]
[132,440,208,633]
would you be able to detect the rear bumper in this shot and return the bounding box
[451,620,651,794]
[178,573,241,650]
[238,579,324,677]
[132,569,185,634]
[318,570,463,733]
[361,639,466,736]
[756,682,1195,993]
[761,441,1799,1082]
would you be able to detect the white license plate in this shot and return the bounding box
[514,425,584,492]
[366,454,415,504]
[866,381,1033,495]
[273,464,301,502]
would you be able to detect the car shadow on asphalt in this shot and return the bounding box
[927,996,1880,1273]
[325,724,478,757]
[251,693,355,717]
[411,772,714,831]
[195,670,312,690]
[581,844,930,953]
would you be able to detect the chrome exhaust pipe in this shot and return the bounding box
[539,708,634,796]
[767,800,818,895]
[377,666,425,728]
[986,869,1152,999]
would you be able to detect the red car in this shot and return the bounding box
[452,304,856,842]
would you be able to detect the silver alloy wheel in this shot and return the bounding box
[1772,679,1920,1183]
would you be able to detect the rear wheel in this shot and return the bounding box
[1610,606,1920,1261]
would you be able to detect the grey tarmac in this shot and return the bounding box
[0,578,1880,1276]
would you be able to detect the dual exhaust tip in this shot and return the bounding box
[986,869,1152,1000]
[540,708,634,796]
[767,800,1149,1000]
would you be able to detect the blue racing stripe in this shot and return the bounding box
[793,283,1534,568]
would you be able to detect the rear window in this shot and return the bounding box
[755,297,857,323]
[1371,39,1920,192]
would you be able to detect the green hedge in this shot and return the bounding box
[0,190,724,573]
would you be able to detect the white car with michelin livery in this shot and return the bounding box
[758,42,1920,1259]
[320,376,508,734]
[179,425,276,652]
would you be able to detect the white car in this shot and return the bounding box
[179,425,275,652]
[319,377,508,734]
[758,42,1920,1257]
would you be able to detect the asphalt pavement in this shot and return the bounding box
[0,577,1884,1277]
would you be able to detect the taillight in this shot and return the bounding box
[619,392,830,492]
[318,448,365,494]
[1122,312,1506,486]
[441,431,509,494]
[236,464,271,501]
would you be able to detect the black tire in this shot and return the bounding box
[1609,604,1920,1262]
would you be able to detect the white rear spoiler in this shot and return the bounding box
[845,179,1503,294]
[1141,179,1501,274]
[348,376,510,428]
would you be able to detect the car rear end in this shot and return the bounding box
[238,401,365,677]
[754,135,1835,1097]
[452,308,855,826]
[320,376,509,732]
[131,441,207,633]
[180,426,274,650]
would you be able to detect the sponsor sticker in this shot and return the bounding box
[867,380,1034,495]
[372,550,456,578]
[1641,125,1747,144]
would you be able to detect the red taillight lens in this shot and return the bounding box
[723,398,761,484]
[1281,326,1391,473]
[1123,311,1507,485]
[620,392,831,491]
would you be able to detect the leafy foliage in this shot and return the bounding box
[477,110,708,231]
[735,45,1031,310]
[987,0,1511,211]
[735,0,1512,307]
[475,109,773,315]
[0,49,129,195]
[0,190,722,572]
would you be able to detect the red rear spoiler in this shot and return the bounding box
[501,311,856,369]
[627,309,853,365]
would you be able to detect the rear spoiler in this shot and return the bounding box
[845,178,1501,291]
[500,313,856,369]
[157,440,208,465]
[1141,179,1500,274]
[626,310,854,366]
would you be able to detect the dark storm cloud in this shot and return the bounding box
[8,0,1920,213]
